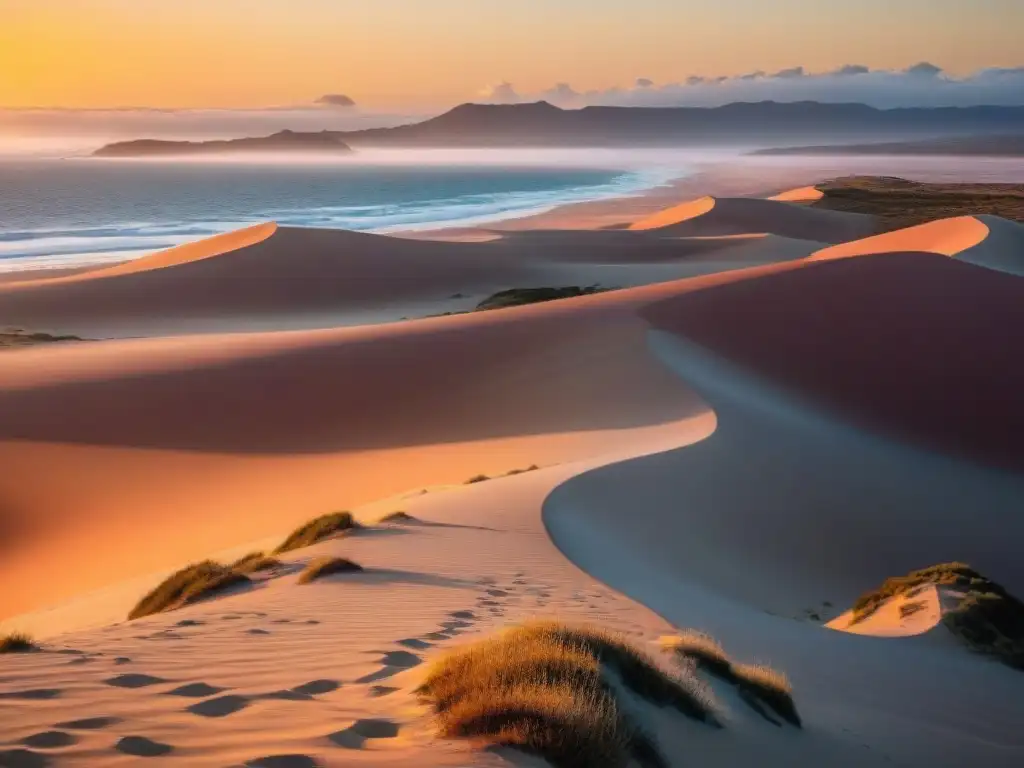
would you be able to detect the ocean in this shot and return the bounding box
[0,151,686,272]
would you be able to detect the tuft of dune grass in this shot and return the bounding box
[659,631,732,679]
[378,511,416,524]
[274,512,360,554]
[661,631,801,727]
[129,561,251,620]
[230,552,282,574]
[506,464,541,476]
[464,474,490,484]
[298,556,363,584]
[419,621,716,768]
[0,632,39,653]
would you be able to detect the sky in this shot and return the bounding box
[2,0,1023,111]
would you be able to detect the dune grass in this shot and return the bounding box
[230,552,282,574]
[815,176,1024,230]
[506,464,541,476]
[475,286,608,312]
[378,511,416,523]
[464,474,490,484]
[128,561,251,620]
[298,556,363,584]
[661,630,801,727]
[851,562,1024,669]
[418,621,715,768]
[274,511,360,554]
[0,632,39,653]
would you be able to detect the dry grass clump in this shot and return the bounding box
[298,556,363,584]
[274,511,360,554]
[0,632,39,653]
[661,631,801,727]
[129,561,250,620]
[464,474,490,484]
[418,621,716,768]
[659,631,732,679]
[506,464,541,476]
[230,552,282,574]
[852,562,988,623]
[378,511,416,523]
[730,663,801,727]
[851,562,1024,670]
[815,176,1024,230]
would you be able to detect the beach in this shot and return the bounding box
[2,154,1024,768]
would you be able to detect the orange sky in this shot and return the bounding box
[2,0,1021,109]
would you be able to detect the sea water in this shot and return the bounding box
[0,151,688,272]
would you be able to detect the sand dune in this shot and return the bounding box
[766,185,825,203]
[629,195,876,242]
[3,171,1024,768]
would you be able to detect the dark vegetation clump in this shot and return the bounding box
[0,330,84,349]
[274,512,360,554]
[129,561,251,620]
[418,621,716,768]
[815,176,1024,230]
[230,552,282,574]
[0,632,39,653]
[298,556,363,584]
[475,286,608,312]
[464,474,490,484]
[850,562,1024,670]
[378,511,416,523]
[661,631,801,727]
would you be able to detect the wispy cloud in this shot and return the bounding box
[481,64,1024,109]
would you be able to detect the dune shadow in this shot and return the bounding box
[346,569,476,590]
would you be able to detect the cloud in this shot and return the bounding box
[514,64,1024,109]
[479,82,521,103]
[315,93,356,108]
[833,64,870,76]
[542,82,583,106]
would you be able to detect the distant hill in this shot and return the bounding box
[94,130,353,158]
[753,134,1024,157]
[334,101,1024,148]
[95,102,1024,154]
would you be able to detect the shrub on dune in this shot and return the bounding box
[506,465,541,476]
[661,631,801,727]
[730,663,801,727]
[464,474,490,484]
[129,561,251,620]
[230,552,282,574]
[0,632,39,653]
[418,621,716,768]
[298,556,363,584]
[274,511,360,554]
[378,511,416,523]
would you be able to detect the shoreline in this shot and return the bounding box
[6,154,1024,274]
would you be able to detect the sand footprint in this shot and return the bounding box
[369,685,399,697]
[55,717,121,731]
[104,674,167,689]
[186,695,250,718]
[0,689,62,701]
[245,755,321,768]
[396,638,433,650]
[22,731,76,749]
[115,736,174,757]
[449,610,476,620]
[0,748,49,767]
[165,682,226,698]
[355,651,421,683]
[328,719,401,749]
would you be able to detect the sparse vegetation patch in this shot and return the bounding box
[298,556,363,584]
[418,621,715,768]
[129,561,251,620]
[230,552,282,574]
[850,562,1024,670]
[0,632,39,653]
[661,630,801,727]
[274,512,360,554]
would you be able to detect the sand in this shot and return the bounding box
[2,160,1024,768]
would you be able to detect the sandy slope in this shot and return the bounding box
[628,195,876,242]
[4,180,1024,767]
